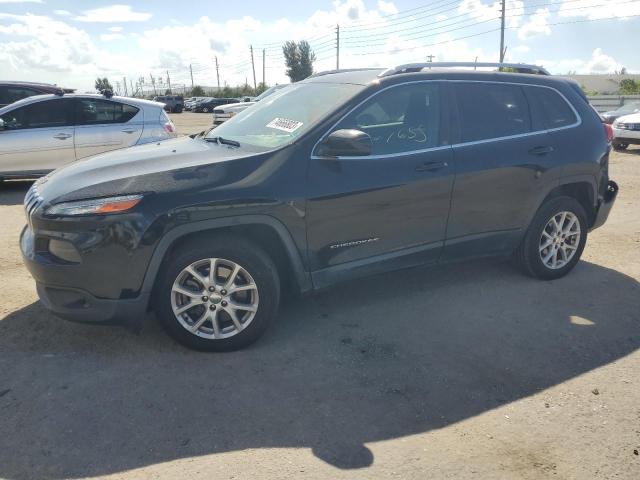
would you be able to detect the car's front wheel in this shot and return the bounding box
[202,107,210,113]
[513,196,588,280]
[155,236,280,351]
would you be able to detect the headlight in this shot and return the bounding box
[45,194,143,216]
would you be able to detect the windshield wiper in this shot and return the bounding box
[205,136,240,147]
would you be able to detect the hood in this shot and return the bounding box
[36,136,266,203]
[216,102,255,112]
[615,112,640,123]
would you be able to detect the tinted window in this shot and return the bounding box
[0,98,74,129]
[526,86,577,130]
[0,86,41,105]
[454,83,531,142]
[334,82,444,155]
[76,99,139,125]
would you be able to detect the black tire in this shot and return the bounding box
[155,235,280,351]
[202,107,210,113]
[513,196,588,280]
[613,142,628,151]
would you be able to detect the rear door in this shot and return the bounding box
[0,97,76,173]
[442,81,562,261]
[306,81,455,285]
[74,98,142,159]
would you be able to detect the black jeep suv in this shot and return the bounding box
[21,63,618,351]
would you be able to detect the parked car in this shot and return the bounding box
[600,102,640,124]
[212,84,289,125]
[20,63,617,352]
[153,95,184,113]
[194,98,239,113]
[0,81,74,108]
[0,92,176,180]
[612,112,640,150]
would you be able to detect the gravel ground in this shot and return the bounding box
[0,123,638,479]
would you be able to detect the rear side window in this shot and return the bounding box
[525,86,577,130]
[454,83,531,142]
[0,98,74,129]
[0,86,41,105]
[77,99,139,125]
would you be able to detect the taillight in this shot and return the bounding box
[163,122,175,134]
[603,123,613,143]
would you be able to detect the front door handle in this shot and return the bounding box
[121,128,136,134]
[415,161,448,172]
[53,133,72,140]
[528,145,554,156]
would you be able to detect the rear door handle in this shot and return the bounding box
[121,128,136,134]
[528,145,554,156]
[415,161,448,172]
[53,133,72,140]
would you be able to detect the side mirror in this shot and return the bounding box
[316,129,372,158]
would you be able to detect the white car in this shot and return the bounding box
[212,84,288,125]
[0,93,177,180]
[612,112,640,151]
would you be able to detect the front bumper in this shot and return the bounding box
[212,113,232,125]
[21,225,149,324]
[591,180,618,231]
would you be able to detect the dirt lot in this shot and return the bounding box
[0,132,639,479]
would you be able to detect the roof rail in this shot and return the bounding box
[379,62,550,77]
[308,68,380,79]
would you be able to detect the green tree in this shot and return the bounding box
[282,40,316,82]
[94,77,113,93]
[619,79,639,95]
[190,85,205,96]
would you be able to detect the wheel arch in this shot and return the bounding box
[537,177,598,227]
[141,215,312,308]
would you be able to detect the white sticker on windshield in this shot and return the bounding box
[266,118,303,133]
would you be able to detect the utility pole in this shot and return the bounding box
[215,56,220,90]
[336,24,340,70]
[426,54,435,62]
[123,77,128,96]
[250,45,257,90]
[499,0,506,63]
[262,48,265,90]
[166,70,171,93]
[130,79,134,97]
[150,73,157,96]
[189,64,194,88]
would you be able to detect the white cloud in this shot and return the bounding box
[75,5,152,23]
[377,0,398,16]
[586,48,623,73]
[108,26,123,32]
[518,8,551,40]
[100,33,124,41]
[537,48,623,74]
[458,0,524,28]
[0,0,43,3]
[558,0,640,20]
[53,10,71,16]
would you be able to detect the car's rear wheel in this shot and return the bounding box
[155,236,280,351]
[513,196,588,280]
[202,107,210,113]
[613,142,628,151]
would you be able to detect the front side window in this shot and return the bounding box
[331,82,444,155]
[454,82,531,142]
[76,99,139,125]
[207,82,364,149]
[0,98,74,130]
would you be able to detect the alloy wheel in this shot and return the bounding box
[171,258,259,339]
[538,211,581,270]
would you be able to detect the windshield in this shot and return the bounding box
[206,82,364,149]
[254,84,287,102]
[616,102,640,114]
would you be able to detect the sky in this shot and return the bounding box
[1,0,639,93]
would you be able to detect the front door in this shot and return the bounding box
[306,81,455,287]
[0,97,76,174]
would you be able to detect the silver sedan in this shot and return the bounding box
[0,93,177,179]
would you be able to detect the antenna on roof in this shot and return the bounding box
[54,89,64,97]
